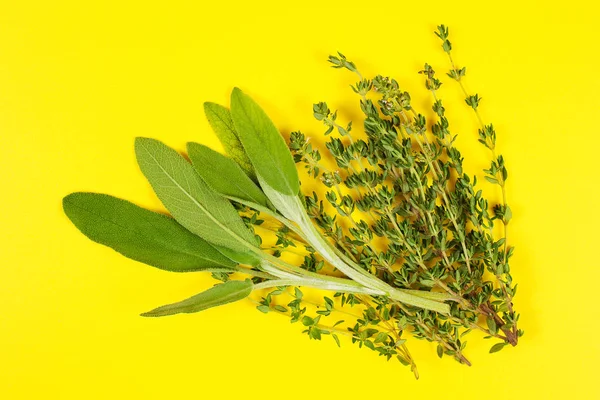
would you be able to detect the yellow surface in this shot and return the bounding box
[1,1,599,398]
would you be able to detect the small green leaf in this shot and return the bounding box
[437,344,443,358]
[135,137,259,255]
[332,333,341,347]
[141,280,253,317]
[309,327,322,340]
[487,317,498,335]
[63,193,236,272]
[203,102,256,180]
[187,142,269,207]
[256,305,270,313]
[397,356,410,366]
[489,342,507,353]
[485,176,499,184]
[230,87,299,196]
[374,332,388,343]
[504,205,513,223]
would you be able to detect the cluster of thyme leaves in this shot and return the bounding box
[244,26,521,375]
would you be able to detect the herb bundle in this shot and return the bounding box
[64,26,521,377]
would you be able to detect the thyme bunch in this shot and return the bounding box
[285,25,521,368]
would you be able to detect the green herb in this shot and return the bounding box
[230,87,300,196]
[203,102,256,180]
[141,280,254,317]
[134,137,259,252]
[62,192,236,272]
[187,142,270,207]
[63,26,522,378]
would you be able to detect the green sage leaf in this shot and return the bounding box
[141,280,253,317]
[63,192,235,272]
[203,102,256,180]
[134,137,259,255]
[187,142,269,207]
[214,244,261,267]
[230,87,299,196]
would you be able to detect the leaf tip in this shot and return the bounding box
[185,141,200,154]
[62,192,88,217]
[133,137,152,152]
[62,192,76,207]
[231,87,245,102]
[140,306,172,318]
[203,101,224,114]
[134,136,150,144]
[139,311,158,318]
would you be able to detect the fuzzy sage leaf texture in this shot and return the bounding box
[203,102,256,180]
[62,193,236,271]
[213,244,261,267]
[186,142,269,207]
[141,280,253,317]
[134,137,259,255]
[230,87,300,196]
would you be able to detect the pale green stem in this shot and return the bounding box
[226,195,309,243]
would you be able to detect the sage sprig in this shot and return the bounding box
[63,26,522,378]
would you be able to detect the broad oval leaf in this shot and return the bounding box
[141,280,253,317]
[63,192,236,272]
[203,102,256,180]
[187,142,269,207]
[134,137,259,255]
[230,87,299,196]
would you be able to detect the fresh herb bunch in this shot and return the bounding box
[63,26,521,378]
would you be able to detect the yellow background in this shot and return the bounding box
[1,1,599,398]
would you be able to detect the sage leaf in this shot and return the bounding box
[230,87,299,196]
[203,102,256,180]
[63,192,236,272]
[141,280,253,317]
[214,244,261,267]
[187,142,269,207]
[257,176,304,222]
[134,137,259,254]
